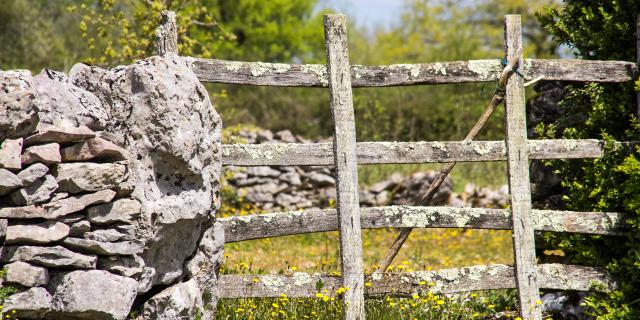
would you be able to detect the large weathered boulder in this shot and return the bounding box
[0,70,39,141]
[48,270,138,320]
[70,53,222,292]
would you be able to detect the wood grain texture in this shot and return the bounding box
[221,139,638,166]
[324,14,365,319]
[187,57,636,87]
[218,264,615,298]
[504,15,541,320]
[156,10,178,55]
[220,207,627,243]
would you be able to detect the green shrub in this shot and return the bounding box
[536,1,640,318]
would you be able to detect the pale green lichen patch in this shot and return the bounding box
[430,62,447,76]
[393,64,421,78]
[237,143,289,161]
[432,142,448,153]
[468,60,500,79]
[224,61,244,72]
[473,143,493,155]
[300,64,328,86]
[371,272,383,281]
[238,215,252,223]
[261,275,285,292]
[293,272,312,286]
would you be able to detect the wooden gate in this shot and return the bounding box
[157,12,636,320]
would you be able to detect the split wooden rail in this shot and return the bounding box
[157,11,637,320]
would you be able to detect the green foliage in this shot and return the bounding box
[0,0,88,71]
[536,1,640,318]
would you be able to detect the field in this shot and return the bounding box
[216,161,519,319]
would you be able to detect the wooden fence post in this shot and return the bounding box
[156,10,178,55]
[324,14,366,320]
[504,15,542,320]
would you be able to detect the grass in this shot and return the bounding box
[217,126,516,319]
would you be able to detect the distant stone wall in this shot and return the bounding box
[0,54,222,320]
[224,128,509,212]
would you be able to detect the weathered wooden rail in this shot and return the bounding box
[157,11,637,320]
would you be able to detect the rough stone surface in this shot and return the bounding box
[33,69,108,131]
[1,245,96,269]
[24,125,96,145]
[0,168,22,195]
[87,198,141,225]
[6,221,70,244]
[0,189,116,219]
[185,223,224,316]
[141,278,204,320]
[17,163,49,185]
[49,270,138,320]
[0,138,23,170]
[63,237,143,256]
[3,261,49,287]
[71,54,222,290]
[98,255,144,278]
[84,229,129,242]
[69,220,91,237]
[0,70,39,140]
[2,287,53,319]
[54,162,126,193]
[10,174,59,205]
[22,143,61,165]
[61,137,128,162]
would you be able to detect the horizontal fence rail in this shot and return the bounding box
[220,206,627,243]
[187,57,636,87]
[218,264,615,298]
[221,139,637,166]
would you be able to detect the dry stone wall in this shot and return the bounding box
[0,54,222,320]
[224,128,509,212]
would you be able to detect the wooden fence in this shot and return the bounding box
[157,11,637,320]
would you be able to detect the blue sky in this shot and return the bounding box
[317,0,405,30]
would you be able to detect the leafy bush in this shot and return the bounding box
[536,1,640,318]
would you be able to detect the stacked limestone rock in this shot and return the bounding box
[0,53,223,320]
[224,128,510,212]
[0,125,141,319]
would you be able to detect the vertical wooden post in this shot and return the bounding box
[324,14,365,320]
[504,15,542,320]
[156,10,178,55]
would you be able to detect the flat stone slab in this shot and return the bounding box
[0,219,6,244]
[22,143,61,165]
[55,162,126,193]
[24,125,95,145]
[63,237,143,256]
[49,270,137,320]
[0,138,23,170]
[88,198,141,225]
[6,221,70,244]
[1,245,97,269]
[2,287,52,319]
[0,189,116,219]
[10,173,58,205]
[17,163,49,185]
[62,137,127,162]
[3,261,49,287]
